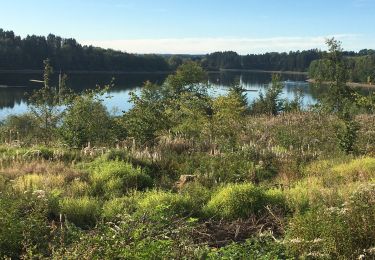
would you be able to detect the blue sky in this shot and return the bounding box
[1,0,374,54]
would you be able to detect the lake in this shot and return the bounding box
[0,70,325,120]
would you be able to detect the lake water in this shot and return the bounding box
[0,71,324,120]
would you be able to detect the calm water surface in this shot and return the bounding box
[0,71,328,120]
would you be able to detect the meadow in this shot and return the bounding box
[0,39,374,259]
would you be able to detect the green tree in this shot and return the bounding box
[61,94,114,147]
[211,92,246,149]
[318,38,359,154]
[124,81,168,145]
[164,61,207,98]
[28,59,64,144]
[250,74,284,115]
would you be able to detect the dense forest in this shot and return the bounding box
[0,39,375,259]
[202,49,375,73]
[0,29,170,71]
[202,50,322,71]
[2,28,375,78]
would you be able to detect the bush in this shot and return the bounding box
[59,197,101,228]
[205,232,288,259]
[102,196,138,220]
[286,184,375,259]
[61,95,115,148]
[179,182,211,216]
[265,188,288,211]
[0,113,38,145]
[137,190,192,217]
[332,157,375,182]
[88,160,153,197]
[0,192,50,259]
[204,183,268,219]
[66,179,90,197]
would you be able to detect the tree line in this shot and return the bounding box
[201,49,375,73]
[1,28,375,77]
[0,29,170,71]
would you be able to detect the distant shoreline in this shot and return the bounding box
[0,69,172,74]
[307,79,375,89]
[0,68,309,75]
[219,69,308,75]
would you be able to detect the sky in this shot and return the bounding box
[1,0,374,54]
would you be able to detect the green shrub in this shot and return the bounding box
[89,160,153,197]
[286,184,375,259]
[103,149,130,161]
[137,190,192,217]
[0,175,8,191]
[51,209,200,259]
[61,95,115,147]
[332,157,375,182]
[265,188,288,211]
[102,196,138,220]
[204,183,268,219]
[59,197,101,228]
[66,179,90,197]
[205,232,288,259]
[179,182,211,216]
[0,192,50,259]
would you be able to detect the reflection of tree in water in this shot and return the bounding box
[0,88,29,109]
[208,71,307,87]
[2,71,371,112]
[0,72,169,109]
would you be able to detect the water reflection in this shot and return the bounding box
[2,70,364,120]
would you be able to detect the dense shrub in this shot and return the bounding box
[88,160,153,197]
[204,183,270,219]
[286,184,375,259]
[137,190,193,217]
[0,113,38,144]
[179,182,212,216]
[52,211,200,259]
[0,192,50,259]
[332,157,375,181]
[61,95,116,148]
[102,196,139,220]
[205,233,288,259]
[66,179,90,197]
[59,197,101,228]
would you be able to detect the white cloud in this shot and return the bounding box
[80,34,360,55]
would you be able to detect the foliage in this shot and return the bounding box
[0,192,50,259]
[0,113,38,144]
[204,49,322,72]
[205,183,268,219]
[88,159,153,197]
[27,59,65,143]
[137,190,193,217]
[286,184,375,259]
[61,94,115,147]
[206,232,288,259]
[250,74,285,115]
[1,45,375,259]
[59,197,101,229]
[0,29,170,71]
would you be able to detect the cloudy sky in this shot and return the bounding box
[1,0,374,54]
